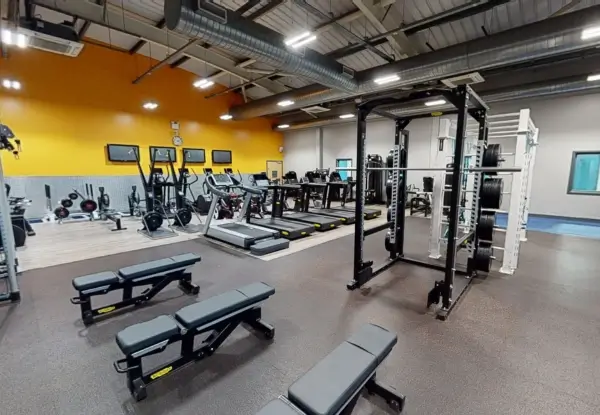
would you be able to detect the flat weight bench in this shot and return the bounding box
[257,324,405,415]
[114,282,275,401]
[71,253,201,325]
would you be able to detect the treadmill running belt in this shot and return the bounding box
[218,223,273,238]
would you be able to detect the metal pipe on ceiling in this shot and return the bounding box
[164,0,358,93]
[231,5,600,119]
[280,77,600,131]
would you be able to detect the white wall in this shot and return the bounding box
[283,92,600,220]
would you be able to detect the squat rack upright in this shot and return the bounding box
[349,85,490,320]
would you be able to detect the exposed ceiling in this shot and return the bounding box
[2,0,600,125]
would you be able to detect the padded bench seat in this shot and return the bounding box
[250,239,290,256]
[116,315,180,356]
[288,324,397,415]
[256,399,303,415]
[72,271,119,291]
[175,282,275,330]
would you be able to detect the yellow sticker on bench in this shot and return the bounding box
[150,366,173,380]
[98,306,116,314]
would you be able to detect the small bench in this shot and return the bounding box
[71,253,201,325]
[257,324,405,415]
[114,282,275,401]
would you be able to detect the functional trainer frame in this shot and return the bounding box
[349,85,490,320]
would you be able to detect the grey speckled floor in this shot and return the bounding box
[0,217,599,415]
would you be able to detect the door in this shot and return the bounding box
[336,158,353,181]
[266,160,283,184]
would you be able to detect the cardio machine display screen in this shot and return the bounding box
[212,174,234,186]
[107,144,139,162]
[183,148,206,163]
[212,150,232,164]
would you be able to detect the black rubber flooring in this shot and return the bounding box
[0,217,598,414]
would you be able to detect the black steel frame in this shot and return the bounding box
[348,85,489,320]
[70,269,200,326]
[114,306,274,401]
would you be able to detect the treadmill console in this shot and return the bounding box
[252,173,270,187]
[210,173,234,187]
[203,168,213,174]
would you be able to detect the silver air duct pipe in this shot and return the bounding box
[233,5,600,119]
[281,77,600,130]
[165,0,358,93]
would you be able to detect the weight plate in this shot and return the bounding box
[474,243,493,273]
[144,212,163,232]
[177,208,192,226]
[483,143,502,168]
[54,206,70,219]
[61,198,74,208]
[101,193,110,208]
[68,192,79,200]
[384,231,392,252]
[480,177,503,209]
[477,213,496,242]
[80,200,98,213]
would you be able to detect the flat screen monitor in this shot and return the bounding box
[212,150,232,164]
[107,144,139,162]
[183,148,206,163]
[150,146,177,162]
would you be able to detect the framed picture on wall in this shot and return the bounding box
[183,148,206,163]
[150,146,177,162]
[212,150,232,164]
[107,144,139,162]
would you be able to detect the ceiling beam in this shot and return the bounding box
[246,0,284,20]
[236,0,261,16]
[352,0,417,58]
[133,39,198,84]
[170,55,190,68]
[79,0,104,39]
[129,18,165,54]
[32,0,288,94]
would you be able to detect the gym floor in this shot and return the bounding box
[1,217,598,415]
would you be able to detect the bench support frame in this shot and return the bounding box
[71,270,199,325]
[114,306,274,401]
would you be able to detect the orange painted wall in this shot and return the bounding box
[0,43,282,176]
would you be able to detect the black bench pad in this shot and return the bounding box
[118,258,177,280]
[288,323,397,415]
[256,399,303,415]
[72,271,119,291]
[175,282,274,330]
[170,253,201,267]
[116,316,180,356]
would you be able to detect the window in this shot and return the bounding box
[568,151,600,195]
[336,158,353,181]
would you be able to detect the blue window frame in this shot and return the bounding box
[568,151,600,195]
[336,159,353,181]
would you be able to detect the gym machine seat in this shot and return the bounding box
[114,282,275,401]
[256,324,405,415]
[71,253,201,325]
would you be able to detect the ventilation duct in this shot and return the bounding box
[281,77,600,130]
[232,5,600,119]
[165,0,358,93]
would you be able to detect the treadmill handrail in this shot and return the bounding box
[238,183,264,196]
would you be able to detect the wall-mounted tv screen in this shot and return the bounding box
[150,146,177,162]
[107,144,139,162]
[183,148,206,163]
[212,150,232,164]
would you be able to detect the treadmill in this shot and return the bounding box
[201,173,288,253]
[246,174,315,240]
[301,181,356,224]
[273,181,341,231]
[325,174,382,220]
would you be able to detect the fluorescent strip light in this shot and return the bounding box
[194,79,214,89]
[11,81,21,90]
[425,99,447,107]
[2,79,11,89]
[143,102,158,110]
[581,26,600,40]
[278,124,290,129]
[220,114,233,120]
[277,100,295,107]
[2,29,12,45]
[284,31,311,46]
[16,33,27,48]
[291,35,317,49]
[339,114,355,119]
[374,74,400,85]
[587,74,600,82]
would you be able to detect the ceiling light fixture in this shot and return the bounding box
[277,100,295,107]
[220,114,233,120]
[278,124,290,129]
[374,74,400,85]
[284,31,314,47]
[587,73,600,82]
[143,102,158,110]
[339,114,355,119]
[290,35,317,49]
[11,81,21,90]
[193,79,214,89]
[425,99,447,107]
[581,26,600,40]
[2,79,21,90]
